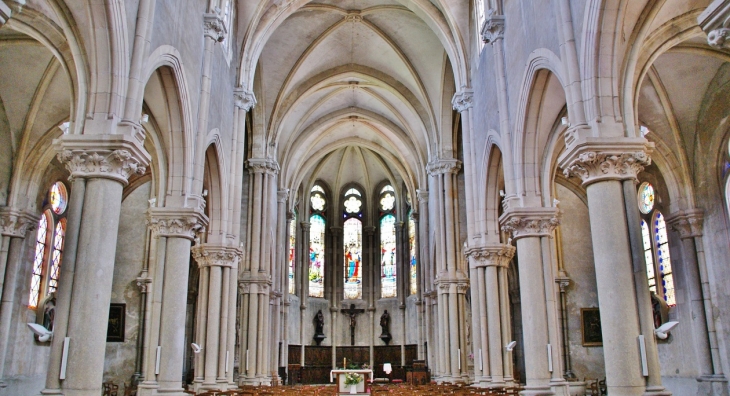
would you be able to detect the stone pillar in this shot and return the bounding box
[559,139,661,396]
[0,209,36,386]
[416,190,434,367]
[669,211,729,394]
[500,208,559,396]
[53,135,149,396]
[191,245,240,391]
[428,159,468,383]
[239,158,279,386]
[466,244,515,388]
[364,226,376,367]
[139,207,207,396]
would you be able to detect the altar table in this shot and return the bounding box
[330,369,373,395]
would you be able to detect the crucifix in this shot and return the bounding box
[340,303,365,346]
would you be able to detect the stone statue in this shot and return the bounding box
[42,293,56,331]
[380,310,390,335]
[314,309,325,335]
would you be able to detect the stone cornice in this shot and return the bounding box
[667,209,704,239]
[54,134,150,185]
[499,207,560,240]
[426,159,461,176]
[147,207,208,240]
[203,12,226,42]
[452,89,474,113]
[558,138,653,186]
[465,244,515,268]
[191,244,241,268]
[248,158,279,175]
[481,9,505,44]
[234,88,257,111]
[698,0,730,48]
[0,208,37,238]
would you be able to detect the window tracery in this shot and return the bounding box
[343,187,363,299]
[637,182,675,307]
[380,184,397,298]
[309,185,326,298]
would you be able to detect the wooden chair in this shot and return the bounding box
[102,382,119,396]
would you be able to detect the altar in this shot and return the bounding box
[330,369,373,395]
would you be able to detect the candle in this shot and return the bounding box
[344,357,346,368]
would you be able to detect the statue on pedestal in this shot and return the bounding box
[313,309,326,345]
[379,310,392,345]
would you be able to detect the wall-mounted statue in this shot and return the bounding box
[379,310,392,345]
[313,310,326,345]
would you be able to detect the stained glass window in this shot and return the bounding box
[381,214,397,298]
[641,220,656,294]
[344,196,362,214]
[654,212,675,306]
[344,218,363,299]
[311,193,325,212]
[48,218,66,294]
[50,182,68,215]
[409,213,417,295]
[345,188,361,196]
[29,212,50,309]
[380,194,395,211]
[638,182,655,214]
[309,214,326,298]
[288,212,297,295]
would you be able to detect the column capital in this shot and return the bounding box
[239,272,272,295]
[451,89,474,113]
[277,189,290,203]
[136,277,152,293]
[300,221,311,231]
[416,189,429,202]
[287,210,296,221]
[555,276,571,292]
[55,134,151,185]
[0,208,37,237]
[363,225,376,235]
[191,244,241,268]
[698,0,730,48]
[558,138,653,186]
[147,207,208,240]
[499,207,560,240]
[330,226,342,236]
[667,209,704,239]
[481,9,505,44]
[234,88,257,111]
[248,158,279,175]
[426,159,461,176]
[434,277,470,294]
[203,12,226,42]
[465,243,515,268]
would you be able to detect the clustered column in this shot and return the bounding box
[465,244,515,388]
[499,208,560,396]
[191,244,240,391]
[427,159,468,383]
[238,158,279,386]
[416,190,436,370]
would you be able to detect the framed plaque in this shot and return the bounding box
[107,303,125,342]
[581,308,602,346]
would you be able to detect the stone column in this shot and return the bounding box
[0,209,36,386]
[428,159,468,383]
[364,226,376,367]
[191,245,239,390]
[416,191,434,367]
[298,221,310,366]
[140,207,206,396]
[500,208,559,396]
[466,244,515,388]
[53,135,149,396]
[669,211,728,394]
[559,139,660,396]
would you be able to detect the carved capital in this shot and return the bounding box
[426,159,461,176]
[234,89,257,111]
[465,244,515,268]
[136,277,152,293]
[0,208,37,238]
[555,277,570,293]
[248,158,279,175]
[416,189,429,203]
[147,207,208,240]
[558,138,653,186]
[278,189,289,203]
[54,135,150,185]
[452,89,474,113]
[203,12,226,42]
[667,209,704,239]
[300,221,311,231]
[699,0,730,48]
[191,244,241,268]
[239,271,273,295]
[481,9,505,44]
[434,277,469,294]
[499,207,560,240]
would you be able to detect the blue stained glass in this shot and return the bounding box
[381,214,397,298]
[343,218,363,299]
[309,215,326,298]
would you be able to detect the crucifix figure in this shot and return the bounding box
[340,303,364,346]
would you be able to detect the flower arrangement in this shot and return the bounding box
[344,372,363,386]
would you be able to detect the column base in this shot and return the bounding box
[520,384,555,396]
[697,375,729,396]
[39,389,64,395]
[642,387,672,396]
[605,385,646,396]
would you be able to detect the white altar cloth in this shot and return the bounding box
[330,369,373,394]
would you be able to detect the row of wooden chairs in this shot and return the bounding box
[193,383,523,396]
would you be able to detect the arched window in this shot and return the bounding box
[309,185,326,298]
[343,188,363,299]
[220,0,234,61]
[475,0,486,50]
[408,211,417,295]
[29,182,68,310]
[288,210,297,295]
[637,182,676,307]
[380,185,397,298]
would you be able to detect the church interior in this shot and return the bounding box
[1,0,730,395]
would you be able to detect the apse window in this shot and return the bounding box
[309,185,326,298]
[29,182,68,310]
[637,182,675,307]
[380,185,397,298]
[288,210,297,295]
